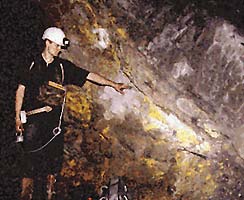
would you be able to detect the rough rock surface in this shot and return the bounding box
[1,0,244,199]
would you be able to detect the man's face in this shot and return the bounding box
[47,40,62,57]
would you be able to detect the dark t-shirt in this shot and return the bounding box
[18,55,90,177]
[19,55,89,111]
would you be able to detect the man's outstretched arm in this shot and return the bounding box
[87,72,129,94]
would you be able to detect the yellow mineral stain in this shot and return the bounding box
[117,28,127,39]
[186,170,192,177]
[176,129,199,146]
[99,126,110,140]
[153,171,165,179]
[142,97,167,131]
[142,158,157,168]
[144,122,162,131]
[198,163,204,168]
[175,152,217,196]
[82,1,96,23]
[219,162,224,169]
[108,13,116,26]
[66,92,92,122]
[141,158,165,179]
[102,126,110,135]
[68,159,76,167]
[149,105,166,123]
[79,25,96,44]
[205,174,212,181]
[108,46,121,67]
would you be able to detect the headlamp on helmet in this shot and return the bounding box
[62,38,70,49]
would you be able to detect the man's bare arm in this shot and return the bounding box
[15,84,25,132]
[87,72,129,94]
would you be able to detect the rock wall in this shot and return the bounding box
[11,0,244,199]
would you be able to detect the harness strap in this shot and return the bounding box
[29,61,35,70]
[60,63,64,84]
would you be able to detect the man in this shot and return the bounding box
[15,27,128,200]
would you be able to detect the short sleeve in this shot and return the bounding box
[62,59,90,87]
[17,60,34,87]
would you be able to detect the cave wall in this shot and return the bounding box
[1,0,244,199]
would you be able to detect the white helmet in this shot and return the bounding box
[42,27,69,48]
